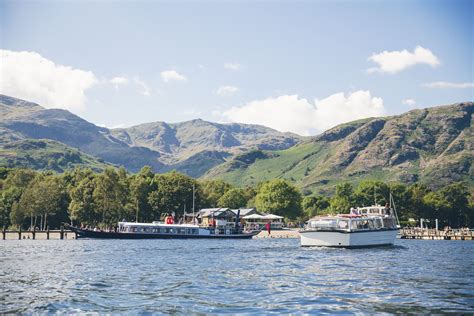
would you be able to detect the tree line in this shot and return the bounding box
[0,166,472,229]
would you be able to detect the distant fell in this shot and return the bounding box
[204,102,473,193]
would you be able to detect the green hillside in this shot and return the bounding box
[203,102,473,194]
[0,139,112,172]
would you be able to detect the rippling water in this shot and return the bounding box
[1,238,473,313]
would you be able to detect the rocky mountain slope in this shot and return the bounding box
[204,102,473,193]
[0,95,300,175]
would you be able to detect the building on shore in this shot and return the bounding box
[242,213,284,230]
[184,207,285,230]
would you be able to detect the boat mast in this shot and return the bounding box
[192,184,195,219]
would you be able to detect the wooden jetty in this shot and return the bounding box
[1,227,76,240]
[399,228,473,240]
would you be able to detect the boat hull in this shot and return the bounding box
[300,229,398,248]
[68,226,258,239]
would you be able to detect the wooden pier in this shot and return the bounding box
[1,227,76,240]
[399,228,473,240]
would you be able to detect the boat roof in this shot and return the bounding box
[243,213,284,220]
[118,222,199,228]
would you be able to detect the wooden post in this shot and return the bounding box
[2,226,5,240]
[46,226,50,240]
[60,226,64,240]
[32,226,36,240]
[18,227,22,240]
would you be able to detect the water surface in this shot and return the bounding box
[1,238,473,313]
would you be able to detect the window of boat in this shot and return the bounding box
[354,220,370,230]
[192,229,198,235]
[309,219,337,229]
[337,219,349,229]
[131,227,137,232]
[374,218,383,229]
[383,218,395,229]
[177,228,184,234]
[165,228,171,233]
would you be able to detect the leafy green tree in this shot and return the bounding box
[354,180,389,207]
[93,168,131,225]
[130,166,154,222]
[218,188,247,209]
[328,183,354,214]
[423,191,447,225]
[3,168,37,189]
[68,169,98,225]
[148,171,198,218]
[302,195,330,217]
[255,179,302,218]
[438,182,471,227]
[0,186,22,228]
[199,180,233,208]
[408,183,431,219]
[15,174,68,230]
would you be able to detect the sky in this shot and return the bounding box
[0,0,472,135]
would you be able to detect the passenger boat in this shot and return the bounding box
[67,221,258,239]
[300,204,399,247]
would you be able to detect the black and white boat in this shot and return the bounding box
[67,221,258,239]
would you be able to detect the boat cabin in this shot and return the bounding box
[307,207,397,232]
[117,222,209,236]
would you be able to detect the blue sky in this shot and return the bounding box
[1,0,472,135]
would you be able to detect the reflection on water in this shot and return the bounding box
[1,239,473,313]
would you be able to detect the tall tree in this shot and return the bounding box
[255,179,302,218]
[148,171,198,218]
[68,169,98,225]
[93,168,131,225]
[302,195,330,218]
[217,188,247,209]
[329,183,354,214]
[130,166,155,222]
[199,180,233,208]
[354,180,389,207]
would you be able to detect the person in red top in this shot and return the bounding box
[265,221,271,235]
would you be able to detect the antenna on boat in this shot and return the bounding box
[390,192,401,228]
[192,184,195,218]
[374,186,377,206]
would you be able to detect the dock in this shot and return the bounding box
[399,228,473,240]
[1,227,76,240]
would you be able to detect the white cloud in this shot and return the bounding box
[110,76,129,90]
[224,62,241,71]
[0,49,97,111]
[222,90,384,136]
[134,77,151,96]
[160,70,187,82]
[423,81,474,89]
[367,46,440,74]
[216,85,240,96]
[110,76,129,85]
[402,98,417,106]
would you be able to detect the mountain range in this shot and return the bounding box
[0,94,472,193]
[0,94,300,176]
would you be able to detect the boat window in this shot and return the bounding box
[374,218,383,229]
[308,219,337,230]
[337,219,349,229]
[165,228,171,233]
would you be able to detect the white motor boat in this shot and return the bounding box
[300,205,399,248]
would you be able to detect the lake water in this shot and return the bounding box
[1,238,473,314]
